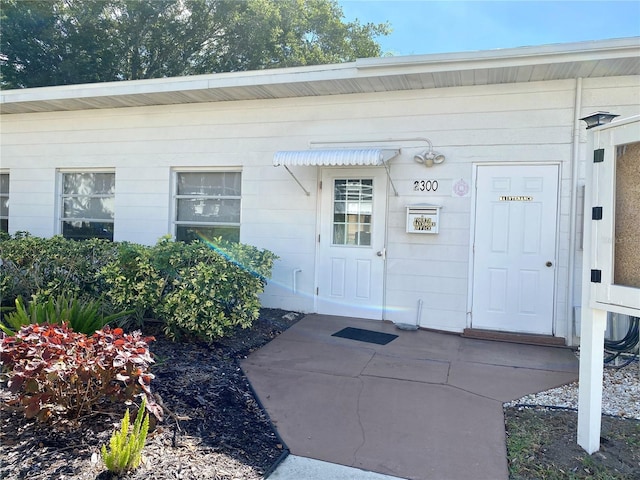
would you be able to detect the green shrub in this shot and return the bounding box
[156,238,277,341]
[101,397,150,475]
[0,323,161,422]
[0,294,131,336]
[0,232,117,308]
[100,241,166,325]
[0,233,277,341]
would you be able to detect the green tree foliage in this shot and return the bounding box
[0,0,390,88]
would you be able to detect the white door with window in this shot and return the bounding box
[317,169,387,319]
[471,164,559,334]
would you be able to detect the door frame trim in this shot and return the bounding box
[466,161,562,334]
[314,166,390,319]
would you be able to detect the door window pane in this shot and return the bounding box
[332,179,373,246]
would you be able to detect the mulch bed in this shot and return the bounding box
[0,309,302,480]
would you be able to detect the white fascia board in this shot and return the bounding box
[356,37,640,71]
[0,62,358,105]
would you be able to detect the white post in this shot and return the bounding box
[577,307,607,453]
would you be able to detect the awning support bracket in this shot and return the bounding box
[382,160,399,197]
[284,165,311,196]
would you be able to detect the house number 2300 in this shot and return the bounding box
[413,180,438,192]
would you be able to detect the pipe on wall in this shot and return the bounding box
[292,268,302,294]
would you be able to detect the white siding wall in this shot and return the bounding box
[1,75,638,337]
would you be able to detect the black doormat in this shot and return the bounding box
[331,327,398,345]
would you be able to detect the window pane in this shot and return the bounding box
[63,197,115,220]
[63,173,115,195]
[62,221,113,241]
[178,172,241,196]
[177,198,240,223]
[355,228,371,246]
[333,224,346,244]
[0,197,8,217]
[0,174,8,193]
[176,225,240,244]
[0,219,7,233]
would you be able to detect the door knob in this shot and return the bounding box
[376,248,386,259]
[546,261,553,267]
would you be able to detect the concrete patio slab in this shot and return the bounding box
[354,377,507,480]
[447,361,580,402]
[244,335,376,377]
[243,314,579,480]
[361,352,450,384]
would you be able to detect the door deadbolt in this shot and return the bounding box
[546,261,553,267]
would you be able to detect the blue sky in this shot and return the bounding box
[338,1,640,56]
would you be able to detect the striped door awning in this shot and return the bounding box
[273,149,400,166]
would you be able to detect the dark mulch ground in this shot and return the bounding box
[0,308,302,480]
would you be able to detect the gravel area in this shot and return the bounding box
[505,358,640,419]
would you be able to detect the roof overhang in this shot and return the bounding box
[1,37,638,115]
[273,148,400,167]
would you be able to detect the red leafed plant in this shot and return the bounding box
[0,323,162,422]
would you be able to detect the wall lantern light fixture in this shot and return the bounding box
[413,138,445,167]
[580,111,620,129]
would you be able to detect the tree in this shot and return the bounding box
[0,0,390,89]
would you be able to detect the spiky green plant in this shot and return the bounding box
[101,397,150,475]
[0,294,130,335]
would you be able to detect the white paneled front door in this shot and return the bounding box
[472,164,559,334]
[317,169,387,319]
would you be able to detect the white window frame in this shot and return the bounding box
[590,119,640,314]
[58,169,116,241]
[171,168,242,243]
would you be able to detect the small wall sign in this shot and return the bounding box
[406,204,441,234]
[499,195,533,201]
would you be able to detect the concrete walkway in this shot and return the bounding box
[242,314,579,480]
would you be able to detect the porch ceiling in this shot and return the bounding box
[1,37,639,115]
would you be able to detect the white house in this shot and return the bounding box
[1,37,639,346]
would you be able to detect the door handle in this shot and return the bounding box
[376,248,386,259]
[546,261,553,267]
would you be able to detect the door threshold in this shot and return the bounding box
[462,328,567,347]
